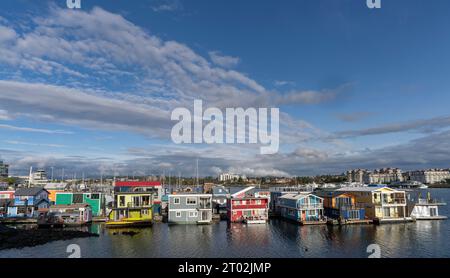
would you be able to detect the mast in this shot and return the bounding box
[28,166,33,188]
[196,158,199,187]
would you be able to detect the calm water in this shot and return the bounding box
[1,189,449,258]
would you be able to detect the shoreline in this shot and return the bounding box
[0,224,98,251]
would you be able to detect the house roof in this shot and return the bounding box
[315,190,351,198]
[279,192,321,200]
[115,181,161,187]
[212,186,229,195]
[231,186,255,198]
[336,186,395,192]
[50,204,90,210]
[14,187,48,196]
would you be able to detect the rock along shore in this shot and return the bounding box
[0,224,98,251]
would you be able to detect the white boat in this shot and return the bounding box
[410,192,447,220]
[244,219,267,224]
[243,216,267,224]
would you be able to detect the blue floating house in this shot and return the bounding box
[7,187,50,218]
[277,193,324,223]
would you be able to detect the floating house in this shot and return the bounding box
[44,204,93,226]
[409,192,447,220]
[168,194,213,224]
[277,193,325,224]
[315,190,366,222]
[227,196,269,224]
[106,181,159,227]
[55,192,105,216]
[115,181,162,214]
[7,187,50,218]
[226,187,269,224]
[337,186,410,223]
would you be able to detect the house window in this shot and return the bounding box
[176,211,181,217]
[133,196,141,207]
[189,211,198,218]
[348,210,360,220]
[91,194,100,200]
[430,208,437,217]
[119,196,125,207]
[142,196,150,206]
[174,198,180,204]
[186,198,197,205]
[256,200,261,205]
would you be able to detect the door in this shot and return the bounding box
[430,208,437,217]
[383,207,391,218]
[201,211,209,221]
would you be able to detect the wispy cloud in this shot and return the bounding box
[208,51,240,68]
[4,140,66,148]
[333,115,450,138]
[274,80,295,87]
[0,123,73,135]
[336,111,373,123]
[151,0,183,12]
[0,109,12,120]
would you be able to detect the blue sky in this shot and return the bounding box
[1,0,450,177]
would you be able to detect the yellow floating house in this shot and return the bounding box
[107,191,154,227]
[336,186,411,223]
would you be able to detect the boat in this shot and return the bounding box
[105,218,153,228]
[243,216,267,224]
[409,192,447,220]
[389,181,427,189]
[37,212,64,228]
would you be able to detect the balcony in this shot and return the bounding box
[199,202,212,209]
[373,199,406,206]
[297,204,323,209]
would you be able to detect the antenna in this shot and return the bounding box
[196,158,199,187]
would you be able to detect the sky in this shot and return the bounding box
[1,0,450,178]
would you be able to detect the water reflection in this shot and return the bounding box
[1,189,449,258]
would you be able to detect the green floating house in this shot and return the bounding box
[55,192,105,217]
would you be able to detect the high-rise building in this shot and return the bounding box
[0,160,9,178]
[408,169,450,184]
[346,169,370,184]
[368,168,404,184]
[346,168,404,184]
[218,173,240,182]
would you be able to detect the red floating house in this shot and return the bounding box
[226,187,269,223]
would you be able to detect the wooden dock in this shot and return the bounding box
[299,220,327,226]
[374,217,415,225]
[0,218,37,224]
[327,219,373,226]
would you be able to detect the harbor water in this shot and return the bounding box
[1,189,450,258]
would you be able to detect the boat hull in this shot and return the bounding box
[106,219,153,228]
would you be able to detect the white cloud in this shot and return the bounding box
[4,140,66,148]
[151,0,183,12]
[208,51,240,68]
[0,109,12,120]
[0,123,73,135]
